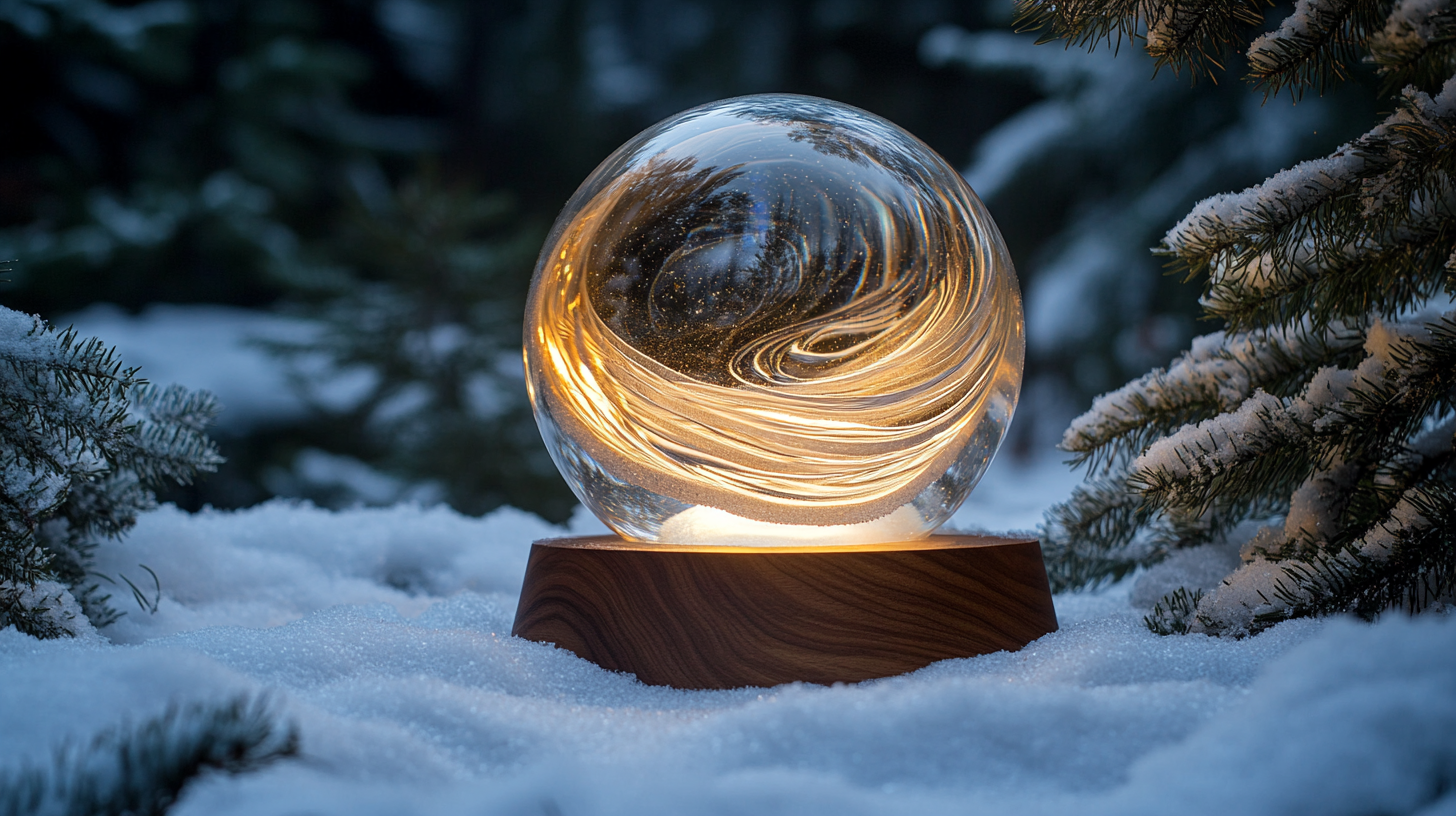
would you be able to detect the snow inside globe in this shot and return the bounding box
[524,94,1023,546]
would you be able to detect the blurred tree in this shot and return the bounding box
[264,173,563,517]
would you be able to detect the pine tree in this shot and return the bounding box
[1025,0,1456,634]
[0,303,221,638]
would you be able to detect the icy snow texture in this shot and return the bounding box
[1,455,1453,814]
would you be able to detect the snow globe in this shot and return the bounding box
[512,95,1056,689]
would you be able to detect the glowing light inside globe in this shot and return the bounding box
[525,94,1023,545]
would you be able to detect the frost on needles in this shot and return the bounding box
[0,305,222,638]
[1021,0,1456,634]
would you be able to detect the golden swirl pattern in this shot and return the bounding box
[525,95,1022,541]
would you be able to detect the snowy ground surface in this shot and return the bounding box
[2,454,1453,816]
[7,305,1453,814]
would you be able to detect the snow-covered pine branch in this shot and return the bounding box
[1049,306,1456,622]
[1025,0,1456,638]
[0,692,297,816]
[1169,471,1455,635]
[1129,315,1456,507]
[1061,320,1363,469]
[1245,0,1385,96]
[1144,0,1266,75]
[1128,389,1310,510]
[1368,0,1456,90]
[0,306,223,638]
[1159,81,1456,331]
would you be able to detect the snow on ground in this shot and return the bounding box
[2,457,1454,815]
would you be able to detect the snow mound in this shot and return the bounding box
[1,490,1452,815]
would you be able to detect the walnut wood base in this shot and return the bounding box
[511,535,1058,690]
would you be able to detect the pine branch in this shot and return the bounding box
[1326,316,1456,464]
[1014,0,1268,80]
[0,307,223,636]
[1014,0,1148,51]
[1166,85,1456,332]
[1128,390,1316,513]
[1246,0,1387,97]
[1041,473,1159,590]
[1032,0,1456,636]
[1199,210,1456,330]
[1146,0,1269,76]
[1061,320,1362,469]
[1145,587,1207,634]
[0,693,299,816]
[1233,477,1456,633]
[1368,0,1456,92]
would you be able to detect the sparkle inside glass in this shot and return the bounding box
[525,94,1023,546]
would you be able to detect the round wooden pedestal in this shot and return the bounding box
[511,534,1058,690]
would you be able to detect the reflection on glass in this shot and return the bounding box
[525,94,1023,545]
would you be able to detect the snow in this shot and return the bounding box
[2,446,1453,814]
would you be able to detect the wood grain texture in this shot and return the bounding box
[512,535,1058,689]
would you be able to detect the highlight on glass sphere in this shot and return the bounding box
[524,94,1023,547]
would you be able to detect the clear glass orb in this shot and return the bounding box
[524,94,1023,546]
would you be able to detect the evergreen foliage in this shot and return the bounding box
[0,305,220,638]
[1023,0,1456,634]
[0,693,297,816]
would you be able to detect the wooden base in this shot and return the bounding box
[511,534,1058,689]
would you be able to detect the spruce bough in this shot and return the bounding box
[1026,0,1456,634]
[0,305,222,638]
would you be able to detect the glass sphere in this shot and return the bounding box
[524,94,1023,546]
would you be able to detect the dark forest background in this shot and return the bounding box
[0,0,1374,523]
